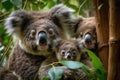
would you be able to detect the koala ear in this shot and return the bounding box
[5,10,32,39]
[49,4,75,28]
[74,16,84,33]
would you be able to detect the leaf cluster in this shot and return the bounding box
[42,50,106,80]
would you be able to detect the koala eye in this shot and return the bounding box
[61,50,65,55]
[72,51,77,55]
[48,28,54,35]
[79,32,83,37]
[30,29,36,39]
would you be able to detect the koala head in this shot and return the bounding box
[74,17,97,50]
[55,39,84,61]
[4,4,74,56]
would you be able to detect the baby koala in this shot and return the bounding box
[38,39,91,80]
[56,39,82,61]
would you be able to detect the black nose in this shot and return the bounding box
[38,31,47,44]
[84,33,92,43]
[66,51,72,59]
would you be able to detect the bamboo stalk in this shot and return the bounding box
[92,0,109,70]
[107,0,120,80]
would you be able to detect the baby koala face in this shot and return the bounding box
[56,40,83,61]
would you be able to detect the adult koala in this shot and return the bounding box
[0,4,75,80]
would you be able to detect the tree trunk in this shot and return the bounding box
[107,0,120,80]
[92,0,109,70]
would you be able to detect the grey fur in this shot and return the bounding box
[0,4,75,80]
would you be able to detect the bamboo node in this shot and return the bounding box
[109,39,120,44]
[98,42,109,52]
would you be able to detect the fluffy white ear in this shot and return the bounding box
[4,10,32,39]
[50,4,74,17]
[50,4,75,25]
[50,4,77,39]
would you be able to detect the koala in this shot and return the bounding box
[0,4,75,80]
[56,39,93,68]
[38,39,92,80]
[74,17,97,54]
[56,39,82,61]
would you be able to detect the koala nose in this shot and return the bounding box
[65,51,72,60]
[84,33,92,43]
[38,31,47,45]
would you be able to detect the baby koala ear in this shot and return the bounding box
[74,16,84,33]
[4,10,32,39]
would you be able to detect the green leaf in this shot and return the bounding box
[42,77,50,80]
[59,60,84,69]
[60,60,96,79]
[2,0,13,10]
[48,67,63,80]
[1,0,8,2]
[10,0,22,8]
[87,50,106,80]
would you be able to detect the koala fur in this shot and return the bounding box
[38,39,92,80]
[74,17,97,54]
[0,4,75,80]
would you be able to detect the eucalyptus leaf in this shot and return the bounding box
[2,0,13,10]
[10,0,22,8]
[1,0,8,2]
[42,77,50,80]
[48,67,63,80]
[87,50,106,80]
[59,60,84,69]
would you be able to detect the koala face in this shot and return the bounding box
[56,40,83,61]
[20,19,60,56]
[75,17,97,50]
[5,4,74,56]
